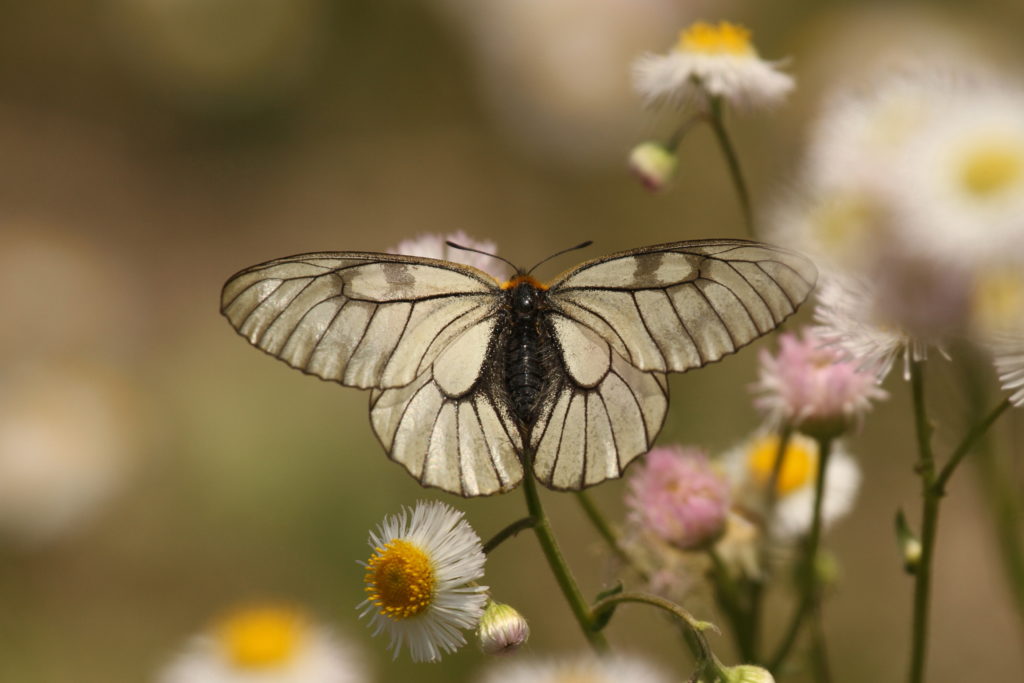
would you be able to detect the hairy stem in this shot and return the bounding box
[483,516,537,555]
[574,491,639,576]
[908,360,937,683]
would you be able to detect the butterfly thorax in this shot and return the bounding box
[502,280,558,427]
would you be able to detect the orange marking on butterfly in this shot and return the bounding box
[500,275,548,290]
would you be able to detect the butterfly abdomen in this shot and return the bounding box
[502,281,558,426]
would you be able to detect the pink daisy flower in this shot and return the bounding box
[626,446,731,550]
[752,329,887,437]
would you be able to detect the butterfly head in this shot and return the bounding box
[503,275,547,319]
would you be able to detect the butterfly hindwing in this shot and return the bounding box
[221,252,500,390]
[546,239,817,373]
[369,316,524,497]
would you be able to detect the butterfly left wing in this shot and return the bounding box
[369,316,524,497]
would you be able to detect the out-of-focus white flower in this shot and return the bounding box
[726,432,861,540]
[477,654,673,683]
[625,445,731,550]
[0,362,139,544]
[753,329,887,437]
[712,512,762,580]
[892,87,1024,264]
[633,21,794,111]
[477,601,530,656]
[813,278,936,381]
[970,266,1024,341]
[430,0,692,166]
[359,500,488,662]
[989,333,1024,408]
[389,231,505,280]
[628,141,678,191]
[158,604,366,683]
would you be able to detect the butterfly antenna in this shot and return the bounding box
[446,240,519,273]
[526,240,593,276]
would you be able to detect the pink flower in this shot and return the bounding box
[626,446,731,550]
[388,231,505,279]
[752,329,887,437]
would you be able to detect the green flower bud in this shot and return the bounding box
[628,142,678,191]
[719,663,776,683]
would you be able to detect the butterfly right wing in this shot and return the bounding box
[369,315,524,497]
[221,252,500,390]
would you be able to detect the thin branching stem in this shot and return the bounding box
[934,397,1011,495]
[574,491,639,575]
[483,516,537,555]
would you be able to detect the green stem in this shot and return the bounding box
[707,96,755,237]
[933,398,1011,495]
[769,436,834,672]
[708,548,755,662]
[591,591,726,677]
[574,491,639,576]
[522,469,608,653]
[908,360,937,683]
[749,425,794,661]
[483,516,537,555]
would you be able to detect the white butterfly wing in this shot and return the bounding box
[529,239,815,490]
[221,252,500,390]
[531,315,668,490]
[546,239,817,373]
[369,316,524,497]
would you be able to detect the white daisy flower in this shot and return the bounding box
[389,231,505,279]
[633,21,794,111]
[813,277,937,381]
[892,86,1024,265]
[725,432,861,540]
[359,500,488,662]
[157,604,366,683]
[477,653,673,683]
[989,332,1024,408]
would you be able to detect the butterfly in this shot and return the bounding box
[221,239,815,497]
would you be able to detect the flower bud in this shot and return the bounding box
[477,602,529,656]
[628,142,677,191]
[720,663,776,683]
[895,509,922,574]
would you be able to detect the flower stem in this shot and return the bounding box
[748,425,794,661]
[574,491,638,574]
[591,591,726,678]
[708,547,756,662]
[933,397,1010,495]
[907,359,937,683]
[522,469,609,653]
[769,435,834,672]
[483,516,537,555]
[707,96,755,237]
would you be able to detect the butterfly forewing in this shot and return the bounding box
[221,253,500,390]
[546,239,817,373]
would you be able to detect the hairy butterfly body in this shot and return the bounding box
[221,239,816,497]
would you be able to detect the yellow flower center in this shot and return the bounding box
[364,539,435,620]
[678,21,755,56]
[747,435,818,495]
[217,606,306,669]
[973,269,1024,335]
[958,139,1024,198]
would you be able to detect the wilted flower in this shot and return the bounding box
[477,654,673,683]
[389,231,505,279]
[727,433,861,539]
[157,604,366,683]
[633,21,794,111]
[753,329,887,437]
[628,141,678,191]
[477,601,530,656]
[359,500,488,662]
[626,446,731,550]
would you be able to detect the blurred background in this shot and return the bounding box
[0,0,1021,681]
